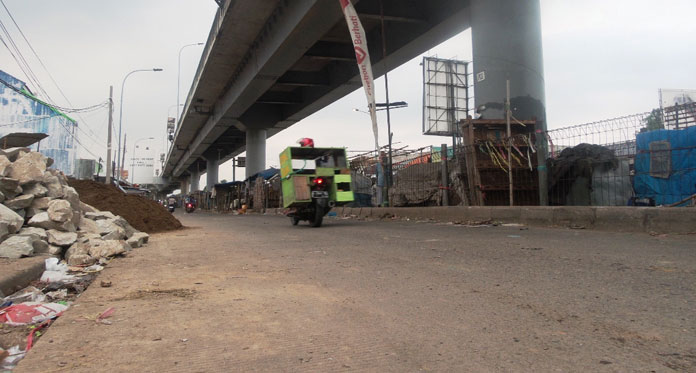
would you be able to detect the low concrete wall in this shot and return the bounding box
[329,206,696,234]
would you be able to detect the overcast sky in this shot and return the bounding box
[1,0,695,187]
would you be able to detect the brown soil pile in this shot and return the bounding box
[67,179,182,233]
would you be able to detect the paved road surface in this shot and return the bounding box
[17,212,696,372]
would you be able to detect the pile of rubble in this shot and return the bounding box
[0,148,149,264]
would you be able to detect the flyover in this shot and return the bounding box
[162,0,546,193]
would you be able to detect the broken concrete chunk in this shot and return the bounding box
[8,151,47,185]
[131,231,149,244]
[47,199,73,223]
[4,194,34,210]
[0,203,24,233]
[46,229,78,247]
[0,235,35,259]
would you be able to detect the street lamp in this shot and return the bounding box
[177,42,204,119]
[117,68,163,181]
[131,137,155,184]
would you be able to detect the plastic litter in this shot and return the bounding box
[40,258,77,283]
[0,346,25,370]
[0,302,69,325]
[96,306,115,325]
[1,286,46,305]
[45,289,68,300]
[26,319,53,350]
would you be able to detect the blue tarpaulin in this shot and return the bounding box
[634,126,696,205]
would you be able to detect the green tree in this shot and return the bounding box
[644,108,664,131]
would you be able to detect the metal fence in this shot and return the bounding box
[350,102,696,207]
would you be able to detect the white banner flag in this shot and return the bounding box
[339,0,379,150]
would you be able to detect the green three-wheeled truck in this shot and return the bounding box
[280,146,354,227]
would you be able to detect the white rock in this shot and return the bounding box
[4,194,34,209]
[8,151,47,185]
[22,182,48,197]
[0,235,35,258]
[47,199,73,223]
[131,231,150,244]
[18,227,47,241]
[0,155,11,177]
[32,239,49,254]
[112,216,136,238]
[0,203,24,233]
[64,241,96,265]
[30,196,51,210]
[0,221,9,243]
[46,230,78,247]
[48,244,63,256]
[78,217,101,234]
[63,186,80,211]
[1,147,30,162]
[126,236,142,248]
[43,174,63,198]
[88,239,131,259]
[79,201,98,213]
[85,211,116,220]
[28,211,74,231]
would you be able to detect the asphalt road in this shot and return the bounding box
[17,212,696,372]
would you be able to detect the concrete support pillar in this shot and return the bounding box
[206,157,219,189]
[245,127,267,179]
[471,0,548,204]
[190,169,200,192]
[180,178,190,195]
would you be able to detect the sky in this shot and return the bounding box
[1,0,695,188]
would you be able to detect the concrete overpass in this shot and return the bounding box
[162,0,546,193]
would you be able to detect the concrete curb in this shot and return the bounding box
[330,206,696,234]
[0,256,47,298]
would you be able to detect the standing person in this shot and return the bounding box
[375,152,386,207]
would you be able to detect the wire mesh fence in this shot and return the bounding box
[349,102,696,207]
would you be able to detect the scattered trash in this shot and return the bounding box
[40,258,76,283]
[507,235,521,238]
[327,211,337,217]
[0,302,68,326]
[180,338,189,342]
[0,346,25,371]
[96,307,115,322]
[569,224,586,229]
[1,286,46,305]
[26,319,53,350]
[502,223,525,227]
[81,264,104,273]
[45,289,69,301]
[100,280,112,288]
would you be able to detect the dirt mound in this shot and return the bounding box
[67,179,182,233]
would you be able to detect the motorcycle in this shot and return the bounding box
[280,144,354,227]
[168,203,176,213]
[185,202,195,213]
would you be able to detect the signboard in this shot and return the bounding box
[422,57,471,136]
[132,144,155,184]
[236,156,246,168]
[167,117,175,131]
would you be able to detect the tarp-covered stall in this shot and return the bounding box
[634,127,696,205]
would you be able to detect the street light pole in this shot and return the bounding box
[117,68,163,181]
[131,137,155,184]
[177,42,204,119]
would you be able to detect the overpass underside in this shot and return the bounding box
[164,0,545,194]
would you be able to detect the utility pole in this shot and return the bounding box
[105,86,113,185]
[232,157,236,182]
[120,134,127,183]
[380,0,392,207]
[506,80,513,206]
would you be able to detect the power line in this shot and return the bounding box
[0,1,108,149]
